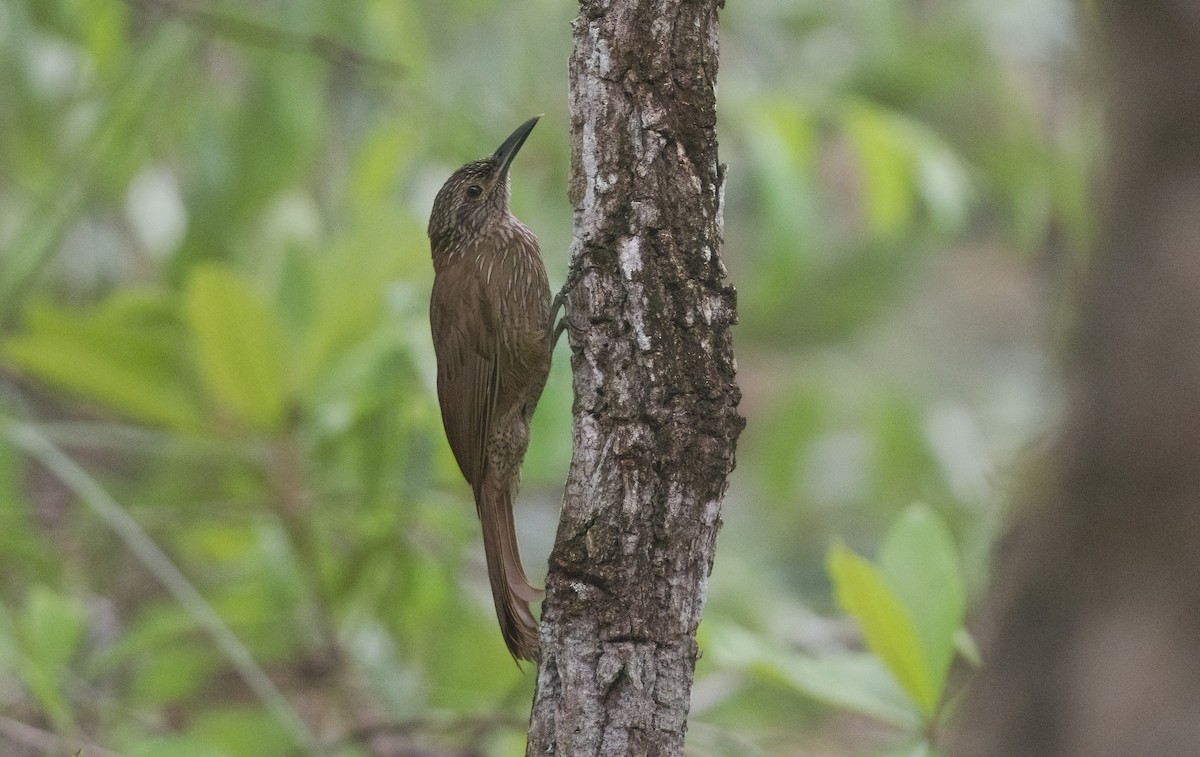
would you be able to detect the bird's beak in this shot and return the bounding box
[494,115,541,180]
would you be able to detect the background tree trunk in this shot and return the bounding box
[525,0,740,754]
[951,2,1200,755]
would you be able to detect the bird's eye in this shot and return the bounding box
[466,184,483,199]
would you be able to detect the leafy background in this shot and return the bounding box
[0,0,1087,755]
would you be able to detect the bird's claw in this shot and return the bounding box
[546,263,585,348]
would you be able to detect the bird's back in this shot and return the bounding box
[429,215,551,486]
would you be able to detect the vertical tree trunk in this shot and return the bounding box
[952,2,1200,755]
[526,1,740,755]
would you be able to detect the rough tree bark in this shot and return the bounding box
[525,0,740,754]
[951,2,1200,755]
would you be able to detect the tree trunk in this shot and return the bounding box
[525,0,740,755]
[951,2,1200,755]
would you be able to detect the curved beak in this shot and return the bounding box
[494,115,541,179]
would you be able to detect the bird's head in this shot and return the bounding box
[427,115,540,249]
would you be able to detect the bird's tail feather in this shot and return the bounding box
[478,480,541,662]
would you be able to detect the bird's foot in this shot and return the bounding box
[546,262,586,348]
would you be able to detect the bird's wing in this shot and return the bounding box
[430,266,500,494]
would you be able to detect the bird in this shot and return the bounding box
[427,116,551,662]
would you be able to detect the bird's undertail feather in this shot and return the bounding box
[478,480,541,662]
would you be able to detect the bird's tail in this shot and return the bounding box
[477,478,543,662]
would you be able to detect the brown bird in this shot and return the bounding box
[427,116,551,662]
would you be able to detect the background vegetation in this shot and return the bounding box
[0,0,1088,754]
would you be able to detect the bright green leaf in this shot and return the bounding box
[842,99,915,239]
[80,0,128,75]
[2,296,202,429]
[828,541,937,715]
[879,503,965,699]
[184,264,289,431]
[842,99,972,239]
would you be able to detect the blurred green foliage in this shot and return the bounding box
[0,0,1085,754]
[713,505,974,756]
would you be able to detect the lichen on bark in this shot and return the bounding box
[526,0,740,755]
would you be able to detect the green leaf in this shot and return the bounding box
[708,623,923,732]
[841,99,971,239]
[90,601,219,706]
[21,585,86,674]
[767,651,923,731]
[292,232,409,401]
[187,706,293,757]
[745,99,820,265]
[80,0,129,75]
[130,645,218,705]
[879,503,965,700]
[2,295,202,429]
[0,436,45,573]
[127,736,226,757]
[828,541,937,715]
[913,135,971,231]
[352,121,416,205]
[842,99,916,239]
[16,586,86,730]
[184,264,288,430]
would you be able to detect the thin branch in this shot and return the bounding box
[122,0,406,78]
[2,417,323,756]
